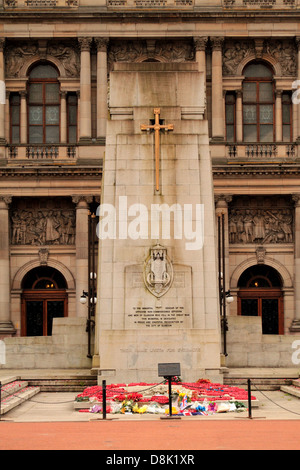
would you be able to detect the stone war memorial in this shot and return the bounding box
[93,62,222,384]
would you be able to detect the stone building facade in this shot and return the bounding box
[1,0,300,372]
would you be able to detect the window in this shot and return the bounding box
[238,265,283,334]
[10,93,20,144]
[282,92,292,142]
[242,62,274,143]
[67,93,78,143]
[28,64,60,144]
[225,92,236,142]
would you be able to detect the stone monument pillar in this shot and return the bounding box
[95,62,222,383]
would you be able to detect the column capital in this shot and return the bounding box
[72,195,93,207]
[95,38,109,52]
[215,194,232,208]
[0,195,12,207]
[78,37,93,52]
[0,38,5,52]
[210,37,224,52]
[292,194,300,206]
[275,89,283,98]
[194,36,208,52]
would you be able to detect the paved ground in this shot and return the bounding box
[1,388,300,450]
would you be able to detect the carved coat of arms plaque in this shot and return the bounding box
[143,244,173,298]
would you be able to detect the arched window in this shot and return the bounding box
[238,265,283,334]
[242,62,275,143]
[28,63,60,144]
[21,266,67,337]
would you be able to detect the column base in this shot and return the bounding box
[79,137,93,144]
[96,137,106,145]
[0,321,16,336]
[290,319,300,333]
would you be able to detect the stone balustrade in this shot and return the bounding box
[225,143,297,160]
[7,145,78,161]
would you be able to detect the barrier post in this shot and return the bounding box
[247,378,252,419]
[102,380,107,420]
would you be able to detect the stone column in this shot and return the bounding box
[73,196,92,317]
[194,36,208,76]
[0,38,6,145]
[236,90,243,142]
[291,195,300,331]
[211,37,224,141]
[78,37,93,142]
[20,90,27,144]
[0,196,15,336]
[60,91,67,144]
[296,37,300,142]
[275,89,283,142]
[5,90,9,143]
[95,38,108,143]
[215,195,232,292]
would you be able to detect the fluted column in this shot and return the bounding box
[0,196,15,336]
[0,39,6,145]
[211,37,224,141]
[275,89,283,142]
[95,38,108,143]
[60,91,67,144]
[73,196,92,317]
[20,90,27,144]
[78,37,92,142]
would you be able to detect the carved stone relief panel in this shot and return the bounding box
[229,196,294,244]
[5,40,80,78]
[108,39,194,71]
[10,197,76,246]
[223,38,297,76]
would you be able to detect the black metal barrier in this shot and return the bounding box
[102,380,107,420]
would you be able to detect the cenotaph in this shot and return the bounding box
[93,62,222,383]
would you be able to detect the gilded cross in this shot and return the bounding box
[140,108,174,192]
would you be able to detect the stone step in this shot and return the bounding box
[280,385,300,399]
[224,377,293,390]
[26,377,97,392]
[0,379,40,415]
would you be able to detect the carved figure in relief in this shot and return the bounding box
[11,208,76,246]
[229,207,293,244]
[223,42,249,75]
[253,210,265,241]
[45,210,61,244]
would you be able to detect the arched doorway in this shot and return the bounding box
[21,267,68,336]
[237,265,283,334]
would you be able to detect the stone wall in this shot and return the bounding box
[225,316,300,368]
[0,318,92,369]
